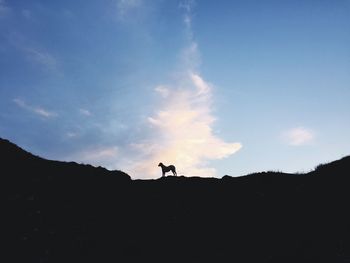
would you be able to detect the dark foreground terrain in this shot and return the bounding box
[2,138,350,262]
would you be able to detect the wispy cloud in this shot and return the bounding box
[7,33,58,71]
[79,108,92,117]
[116,0,142,20]
[283,127,314,146]
[66,132,79,138]
[126,0,242,178]
[179,1,200,70]
[179,0,195,31]
[13,98,57,118]
[23,47,57,70]
[0,0,10,18]
[154,85,170,98]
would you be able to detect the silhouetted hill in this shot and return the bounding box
[2,137,350,262]
[1,137,130,181]
[313,155,350,176]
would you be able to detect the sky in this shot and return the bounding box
[0,0,349,179]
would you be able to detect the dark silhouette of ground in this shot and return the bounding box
[2,137,350,262]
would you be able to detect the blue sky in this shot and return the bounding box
[1,0,349,178]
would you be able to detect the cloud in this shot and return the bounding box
[191,72,211,96]
[0,0,10,18]
[179,0,195,30]
[283,127,314,146]
[116,0,142,19]
[181,41,201,71]
[179,1,200,70]
[79,108,92,117]
[13,98,57,118]
[6,32,58,72]
[66,132,79,138]
[154,85,170,98]
[23,47,57,70]
[128,72,242,178]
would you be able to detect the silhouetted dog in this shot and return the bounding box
[158,163,177,177]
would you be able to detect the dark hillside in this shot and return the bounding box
[2,138,350,262]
